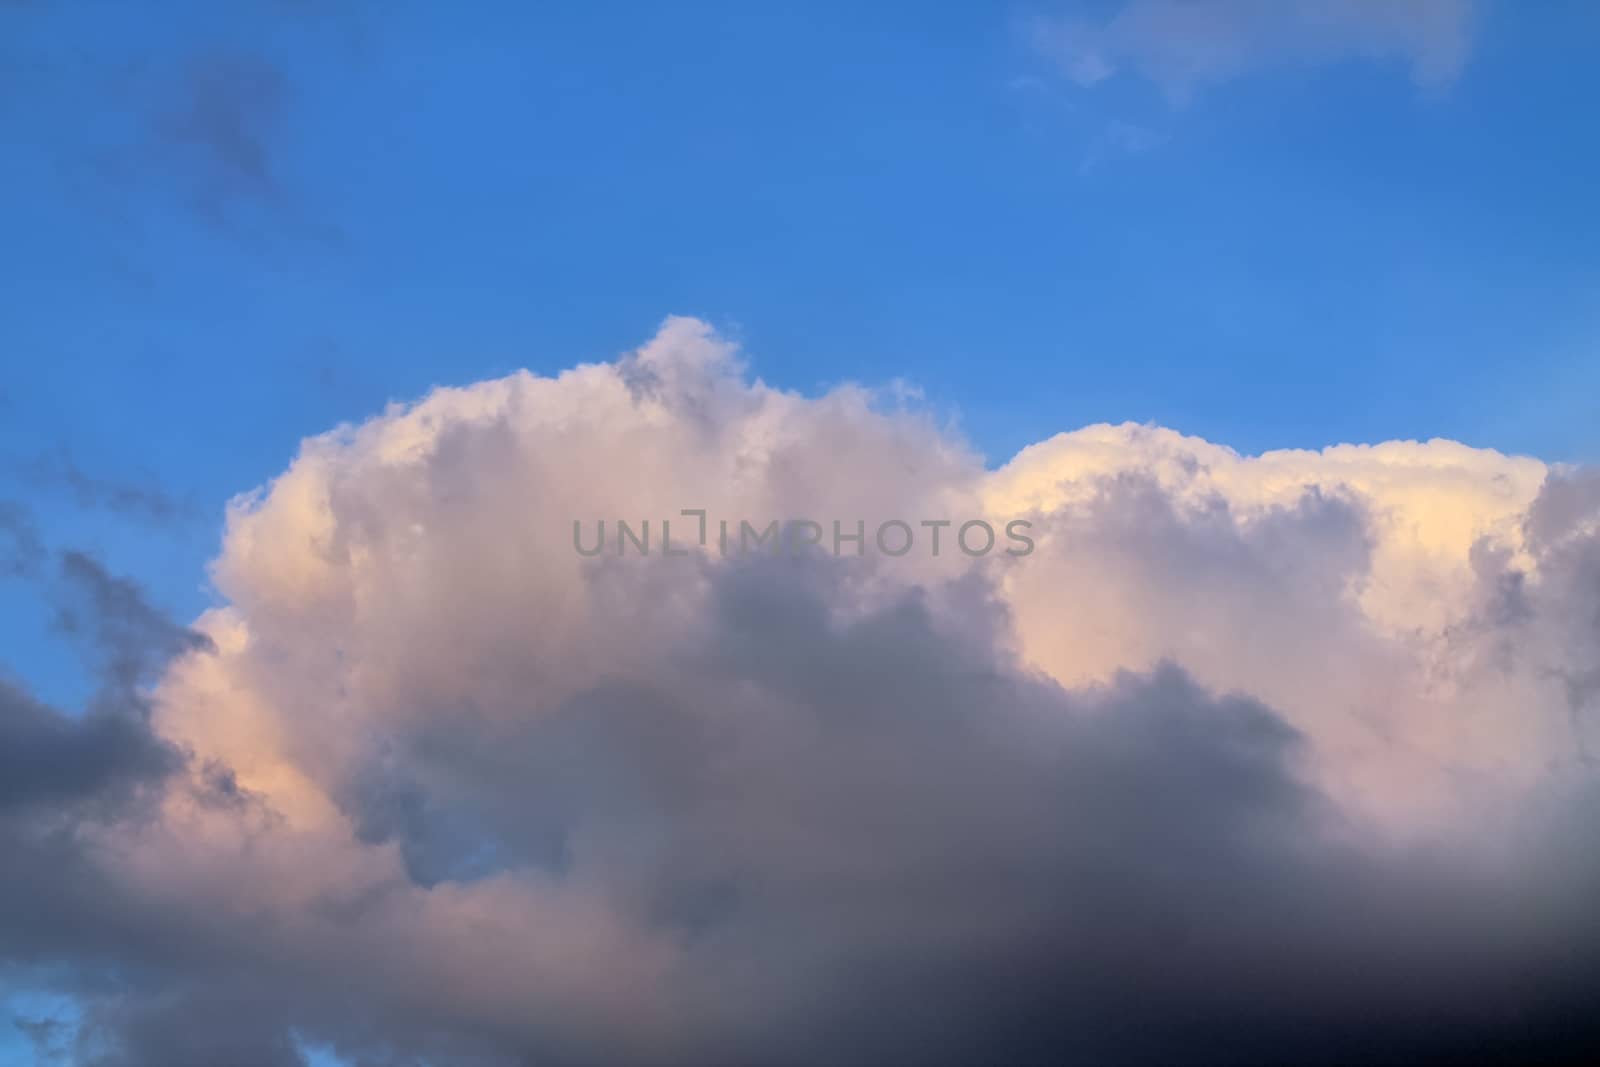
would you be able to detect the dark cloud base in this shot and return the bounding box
[4,550,1600,1065]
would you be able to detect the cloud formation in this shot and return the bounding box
[1031,0,1477,99]
[5,318,1600,1063]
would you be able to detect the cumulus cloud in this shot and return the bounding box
[1030,0,1477,99]
[5,317,1600,1063]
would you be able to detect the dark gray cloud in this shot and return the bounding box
[0,556,208,1042]
[71,986,307,1067]
[0,680,177,813]
[335,558,1600,1065]
[52,550,214,696]
[0,544,201,817]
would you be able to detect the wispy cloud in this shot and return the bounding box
[0,500,45,578]
[1030,0,1477,101]
[14,450,194,525]
[5,4,354,256]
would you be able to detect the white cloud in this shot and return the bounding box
[9,317,1600,1063]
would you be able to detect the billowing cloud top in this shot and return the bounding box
[7,318,1600,1064]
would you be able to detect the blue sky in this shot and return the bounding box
[2,4,1600,1061]
[0,3,1589,707]
[2,4,1596,690]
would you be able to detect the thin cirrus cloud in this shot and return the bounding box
[4,318,1600,1063]
[1029,0,1478,100]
